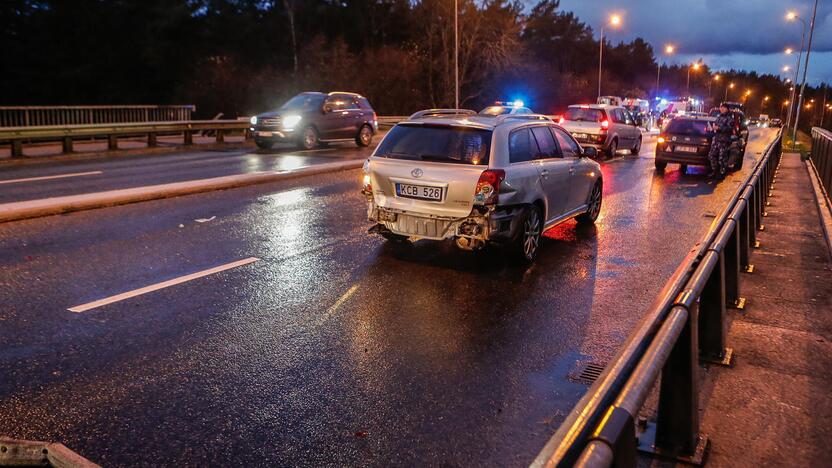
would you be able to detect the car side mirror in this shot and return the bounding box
[582,147,598,158]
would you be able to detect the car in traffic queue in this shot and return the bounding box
[250,91,378,150]
[361,109,603,262]
[479,101,534,116]
[654,115,745,174]
[558,104,643,158]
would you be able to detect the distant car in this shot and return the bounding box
[250,91,378,150]
[363,109,602,262]
[559,104,643,157]
[479,103,534,116]
[770,118,783,128]
[655,116,745,174]
[749,118,759,126]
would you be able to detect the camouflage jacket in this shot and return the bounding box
[712,112,735,141]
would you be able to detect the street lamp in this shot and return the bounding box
[709,74,720,99]
[725,82,735,101]
[655,44,674,99]
[598,14,623,98]
[686,62,701,96]
[786,8,811,141]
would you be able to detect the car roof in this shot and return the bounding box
[400,111,552,130]
[567,104,619,109]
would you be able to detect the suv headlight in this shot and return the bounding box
[282,115,302,130]
[250,116,257,125]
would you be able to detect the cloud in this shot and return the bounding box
[555,0,832,55]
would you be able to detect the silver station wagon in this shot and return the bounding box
[361,109,603,262]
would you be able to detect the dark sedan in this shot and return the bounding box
[655,116,715,174]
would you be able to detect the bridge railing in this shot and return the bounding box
[0,120,249,158]
[811,127,832,204]
[532,131,782,468]
[0,105,196,127]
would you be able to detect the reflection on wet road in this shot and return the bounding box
[0,129,778,466]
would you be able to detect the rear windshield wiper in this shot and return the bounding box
[379,151,416,159]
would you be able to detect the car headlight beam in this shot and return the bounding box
[283,115,302,130]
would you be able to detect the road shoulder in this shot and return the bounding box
[698,153,832,466]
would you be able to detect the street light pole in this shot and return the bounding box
[454,0,459,109]
[792,2,817,144]
[598,26,604,99]
[785,16,806,135]
[655,45,673,100]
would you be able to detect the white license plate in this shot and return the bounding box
[395,183,443,201]
[573,133,588,139]
[257,131,273,137]
[676,145,697,153]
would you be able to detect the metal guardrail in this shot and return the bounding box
[0,120,249,158]
[532,131,783,468]
[0,105,196,127]
[811,127,832,203]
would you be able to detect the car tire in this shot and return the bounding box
[512,205,542,263]
[655,160,667,171]
[576,180,602,224]
[298,126,318,150]
[606,138,618,158]
[355,125,373,147]
[255,140,274,150]
[631,136,642,155]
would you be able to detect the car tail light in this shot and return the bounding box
[362,174,372,193]
[372,112,377,122]
[657,136,665,144]
[558,117,565,124]
[601,119,610,129]
[474,169,505,205]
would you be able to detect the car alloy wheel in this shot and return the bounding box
[587,183,602,220]
[522,208,541,260]
[358,125,372,146]
[301,127,318,149]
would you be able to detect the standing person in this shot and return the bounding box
[708,103,734,178]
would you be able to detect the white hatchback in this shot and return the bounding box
[362,109,603,262]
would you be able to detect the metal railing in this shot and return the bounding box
[0,105,196,127]
[811,127,832,203]
[532,131,783,468]
[0,120,249,158]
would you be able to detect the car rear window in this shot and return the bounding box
[375,124,492,165]
[666,119,711,136]
[564,108,605,122]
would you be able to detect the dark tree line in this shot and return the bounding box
[1,0,827,129]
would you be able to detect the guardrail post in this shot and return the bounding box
[107,134,118,151]
[738,197,753,272]
[11,139,23,158]
[216,129,224,143]
[637,302,708,465]
[148,132,157,147]
[184,130,193,145]
[723,221,743,310]
[699,250,732,366]
[62,136,73,153]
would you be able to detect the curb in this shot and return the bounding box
[805,157,832,260]
[0,160,363,223]
[0,436,99,468]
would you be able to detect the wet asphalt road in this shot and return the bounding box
[0,129,777,466]
[0,140,378,204]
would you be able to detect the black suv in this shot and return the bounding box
[250,92,378,150]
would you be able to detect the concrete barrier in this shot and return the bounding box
[0,160,363,223]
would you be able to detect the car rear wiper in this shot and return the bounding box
[379,151,416,159]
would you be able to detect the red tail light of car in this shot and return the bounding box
[474,169,505,205]
[601,119,610,130]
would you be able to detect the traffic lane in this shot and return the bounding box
[0,142,379,204]
[0,129,779,466]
